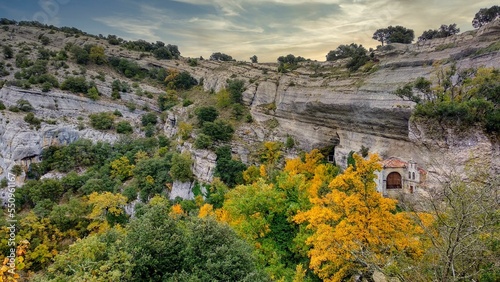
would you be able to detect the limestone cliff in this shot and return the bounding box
[0,19,499,190]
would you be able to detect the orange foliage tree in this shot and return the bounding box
[294,153,432,281]
[219,149,338,280]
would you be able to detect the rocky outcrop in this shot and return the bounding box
[0,86,143,180]
[1,19,499,191]
[170,181,194,200]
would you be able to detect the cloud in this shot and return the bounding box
[93,0,499,62]
[93,16,161,41]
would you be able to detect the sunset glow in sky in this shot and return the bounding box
[1,0,498,61]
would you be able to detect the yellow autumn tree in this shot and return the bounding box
[170,203,185,216]
[219,151,339,281]
[294,153,431,281]
[284,149,325,179]
[198,203,215,218]
[110,156,135,181]
[0,240,29,282]
[87,192,128,233]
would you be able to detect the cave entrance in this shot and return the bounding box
[327,147,335,163]
[326,134,340,164]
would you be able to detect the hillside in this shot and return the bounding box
[1,20,499,189]
[0,18,499,282]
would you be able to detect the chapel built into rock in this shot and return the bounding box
[375,157,427,197]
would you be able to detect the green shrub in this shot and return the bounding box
[40,35,50,45]
[232,103,245,119]
[169,153,193,182]
[15,53,32,68]
[122,185,139,202]
[144,124,155,137]
[111,89,121,100]
[216,89,232,108]
[195,106,219,125]
[87,86,100,100]
[41,81,52,92]
[201,119,234,142]
[61,76,88,93]
[16,99,34,112]
[70,45,89,64]
[165,71,197,90]
[24,112,41,127]
[227,79,245,104]
[182,99,193,107]
[11,164,23,176]
[3,45,13,59]
[133,154,173,201]
[108,57,145,78]
[194,133,213,149]
[214,146,246,187]
[245,113,253,123]
[126,102,136,112]
[178,122,193,140]
[285,135,295,149]
[111,79,130,92]
[116,121,133,134]
[141,113,158,126]
[188,58,198,66]
[8,106,19,112]
[89,112,115,130]
[158,90,178,111]
[0,100,5,110]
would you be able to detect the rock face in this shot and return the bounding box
[0,19,499,194]
[0,86,140,180]
[170,181,194,200]
[216,19,500,183]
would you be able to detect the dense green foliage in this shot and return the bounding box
[472,5,500,28]
[109,56,145,79]
[24,112,41,127]
[121,40,180,59]
[210,52,234,61]
[277,54,308,73]
[170,153,194,182]
[227,79,245,104]
[214,146,246,187]
[2,16,499,282]
[195,106,219,125]
[126,204,268,281]
[133,154,173,201]
[395,66,500,134]
[116,121,133,134]
[166,71,197,90]
[61,76,88,93]
[89,112,115,130]
[201,119,234,142]
[372,25,415,45]
[418,24,460,42]
[141,112,158,126]
[326,43,370,71]
[69,45,89,64]
[194,133,213,149]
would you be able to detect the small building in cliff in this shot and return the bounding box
[375,157,426,196]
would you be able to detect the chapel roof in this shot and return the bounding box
[381,157,408,168]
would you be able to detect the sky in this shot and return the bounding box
[0,0,498,62]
